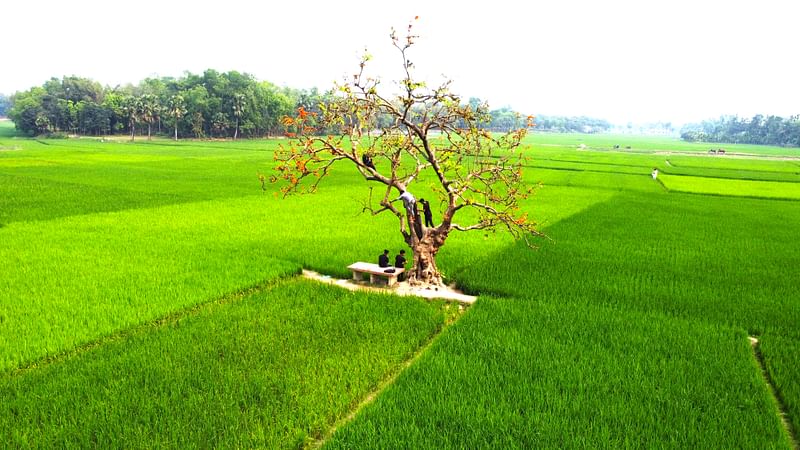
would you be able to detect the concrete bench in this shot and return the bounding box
[347,262,405,286]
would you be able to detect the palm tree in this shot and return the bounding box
[122,96,142,141]
[168,95,186,141]
[141,94,157,140]
[232,93,245,140]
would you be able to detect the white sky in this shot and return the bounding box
[2,0,798,124]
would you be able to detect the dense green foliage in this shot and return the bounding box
[681,115,800,147]
[6,72,328,138]
[1,123,798,447]
[1,280,448,448]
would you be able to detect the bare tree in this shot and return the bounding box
[271,21,542,286]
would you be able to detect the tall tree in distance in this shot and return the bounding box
[141,94,158,140]
[122,96,142,141]
[168,94,185,141]
[272,19,541,286]
[232,93,245,140]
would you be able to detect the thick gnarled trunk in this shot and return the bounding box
[403,211,449,286]
[407,236,444,286]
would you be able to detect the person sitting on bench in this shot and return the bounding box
[378,249,390,268]
[394,250,407,281]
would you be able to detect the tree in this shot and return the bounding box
[168,94,186,140]
[271,22,541,286]
[211,111,230,137]
[140,94,157,140]
[122,96,142,141]
[8,88,46,135]
[232,93,245,139]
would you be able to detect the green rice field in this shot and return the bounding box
[1,120,798,448]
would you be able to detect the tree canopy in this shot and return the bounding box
[271,21,542,286]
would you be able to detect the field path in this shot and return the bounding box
[301,269,474,448]
[750,336,799,449]
[301,269,477,304]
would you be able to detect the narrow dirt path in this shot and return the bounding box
[307,320,453,449]
[749,336,799,449]
[301,269,477,304]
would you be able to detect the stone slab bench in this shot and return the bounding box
[347,262,404,286]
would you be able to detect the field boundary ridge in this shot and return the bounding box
[750,336,799,449]
[4,271,301,377]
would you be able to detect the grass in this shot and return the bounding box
[0,172,189,223]
[454,191,800,339]
[761,335,800,440]
[525,132,800,156]
[658,173,800,200]
[0,119,19,138]
[325,297,790,449]
[0,197,302,372]
[1,129,799,447]
[1,279,449,448]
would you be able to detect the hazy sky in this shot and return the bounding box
[3,0,798,124]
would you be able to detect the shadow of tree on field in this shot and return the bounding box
[452,191,800,340]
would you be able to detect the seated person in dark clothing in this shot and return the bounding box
[362,153,376,170]
[394,250,407,281]
[378,249,390,267]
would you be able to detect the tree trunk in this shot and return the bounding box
[407,235,445,286]
[234,119,239,140]
[174,124,178,141]
[403,209,449,286]
[147,123,152,140]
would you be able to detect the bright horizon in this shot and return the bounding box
[2,0,799,126]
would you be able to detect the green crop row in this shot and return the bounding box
[1,279,448,448]
[659,174,800,200]
[666,155,800,173]
[455,191,800,339]
[0,197,301,372]
[524,132,800,156]
[2,130,799,446]
[760,335,800,437]
[326,297,790,449]
[660,167,800,183]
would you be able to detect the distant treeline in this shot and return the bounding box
[6,75,613,138]
[680,115,800,147]
[533,115,612,133]
[482,103,611,133]
[6,71,326,139]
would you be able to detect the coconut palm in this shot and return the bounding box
[168,95,186,141]
[232,93,245,140]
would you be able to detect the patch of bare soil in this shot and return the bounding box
[301,269,477,304]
